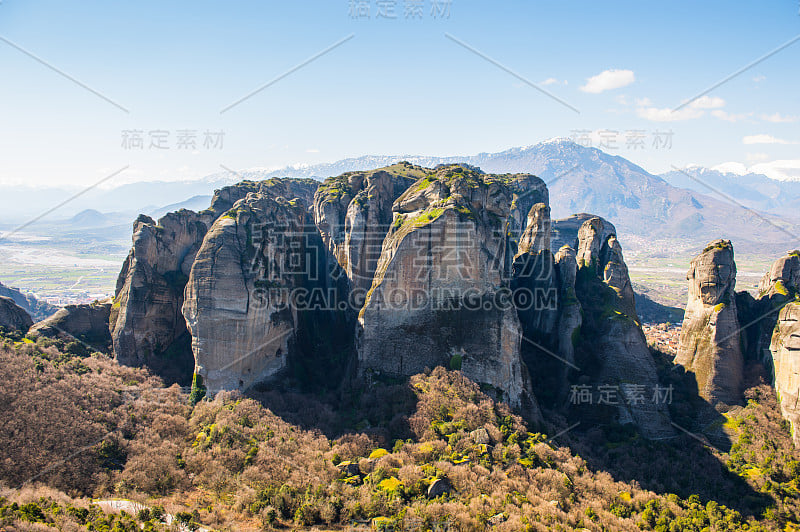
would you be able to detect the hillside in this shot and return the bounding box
[0,333,797,531]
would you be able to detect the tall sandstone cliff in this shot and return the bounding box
[183,194,308,394]
[357,166,541,419]
[110,210,208,384]
[571,217,674,439]
[756,251,800,445]
[771,301,800,445]
[111,178,319,385]
[675,240,744,408]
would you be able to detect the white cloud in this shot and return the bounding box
[634,97,653,107]
[306,148,320,153]
[761,112,799,123]
[753,75,766,83]
[751,160,800,181]
[742,134,798,145]
[580,69,635,93]
[636,106,704,122]
[689,96,726,109]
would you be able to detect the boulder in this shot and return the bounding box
[357,165,540,420]
[336,461,362,477]
[470,427,491,445]
[426,477,452,498]
[29,301,112,352]
[676,240,743,408]
[0,296,33,333]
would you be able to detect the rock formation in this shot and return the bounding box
[111,178,321,386]
[357,165,540,419]
[182,194,308,394]
[675,240,743,408]
[770,302,800,445]
[572,217,674,439]
[0,296,33,333]
[29,301,112,352]
[182,184,349,395]
[506,175,549,260]
[742,251,800,444]
[110,210,209,384]
[313,163,425,294]
[106,164,676,440]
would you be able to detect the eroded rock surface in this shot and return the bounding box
[357,165,540,419]
[675,240,743,408]
[771,302,800,445]
[183,195,308,394]
[110,210,208,384]
[313,163,425,294]
[572,217,674,439]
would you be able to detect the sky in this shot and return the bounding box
[0,0,798,188]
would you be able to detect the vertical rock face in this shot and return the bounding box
[507,175,549,260]
[759,252,800,300]
[742,252,800,367]
[313,164,425,294]
[111,178,321,386]
[573,217,674,439]
[357,166,540,419]
[516,203,551,257]
[771,302,800,445]
[746,251,800,444]
[29,301,112,352]
[0,296,33,332]
[110,210,208,384]
[182,194,312,394]
[676,240,743,408]
[554,246,581,380]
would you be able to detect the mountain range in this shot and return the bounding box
[1,140,797,256]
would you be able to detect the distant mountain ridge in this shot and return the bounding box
[660,166,800,219]
[2,140,798,256]
[246,139,796,252]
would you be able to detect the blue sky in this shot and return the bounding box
[0,0,798,187]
